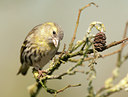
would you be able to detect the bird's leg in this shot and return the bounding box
[33,68,47,79]
[37,69,48,79]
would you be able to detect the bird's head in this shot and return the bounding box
[40,22,64,48]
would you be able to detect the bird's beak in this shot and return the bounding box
[52,38,59,48]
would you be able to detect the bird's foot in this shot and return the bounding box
[32,68,48,79]
[37,69,48,79]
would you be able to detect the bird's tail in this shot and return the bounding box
[17,64,29,75]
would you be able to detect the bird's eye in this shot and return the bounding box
[53,31,56,35]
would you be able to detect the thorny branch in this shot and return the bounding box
[27,2,128,97]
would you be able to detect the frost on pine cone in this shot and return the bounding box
[93,32,106,51]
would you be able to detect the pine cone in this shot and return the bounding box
[93,32,106,51]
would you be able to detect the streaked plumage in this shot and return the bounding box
[17,22,64,75]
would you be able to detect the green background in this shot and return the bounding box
[0,0,128,97]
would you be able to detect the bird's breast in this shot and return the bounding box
[32,43,57,69]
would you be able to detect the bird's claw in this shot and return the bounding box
[37,70,48,79]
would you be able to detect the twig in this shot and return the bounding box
[68,2,98,51]
[99,74,128,97]
[106,37,128,49]
[69,42,92,72]
[47,70,85,80]
[116,22,128,67]
[28,2,128,97]
[96,22,128,97]
[121,22,128,48]
[56,84,81,93]
[68,49,122,63]
[58,44,66,58]
[68,37,128,59]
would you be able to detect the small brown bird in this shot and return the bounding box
[17,22,64,75]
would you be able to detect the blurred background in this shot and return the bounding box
[0,0,128,97]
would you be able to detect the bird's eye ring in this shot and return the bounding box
[53,31,56,35]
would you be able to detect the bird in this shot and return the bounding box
[17,22,64,76]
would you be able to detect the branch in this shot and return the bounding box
[68,2,98,51]
[56,84,81,94]
[96,22,128,97]
[99,74,128,97]
[27,2,128,97]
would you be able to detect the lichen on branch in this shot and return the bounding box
[27,2,128,97]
